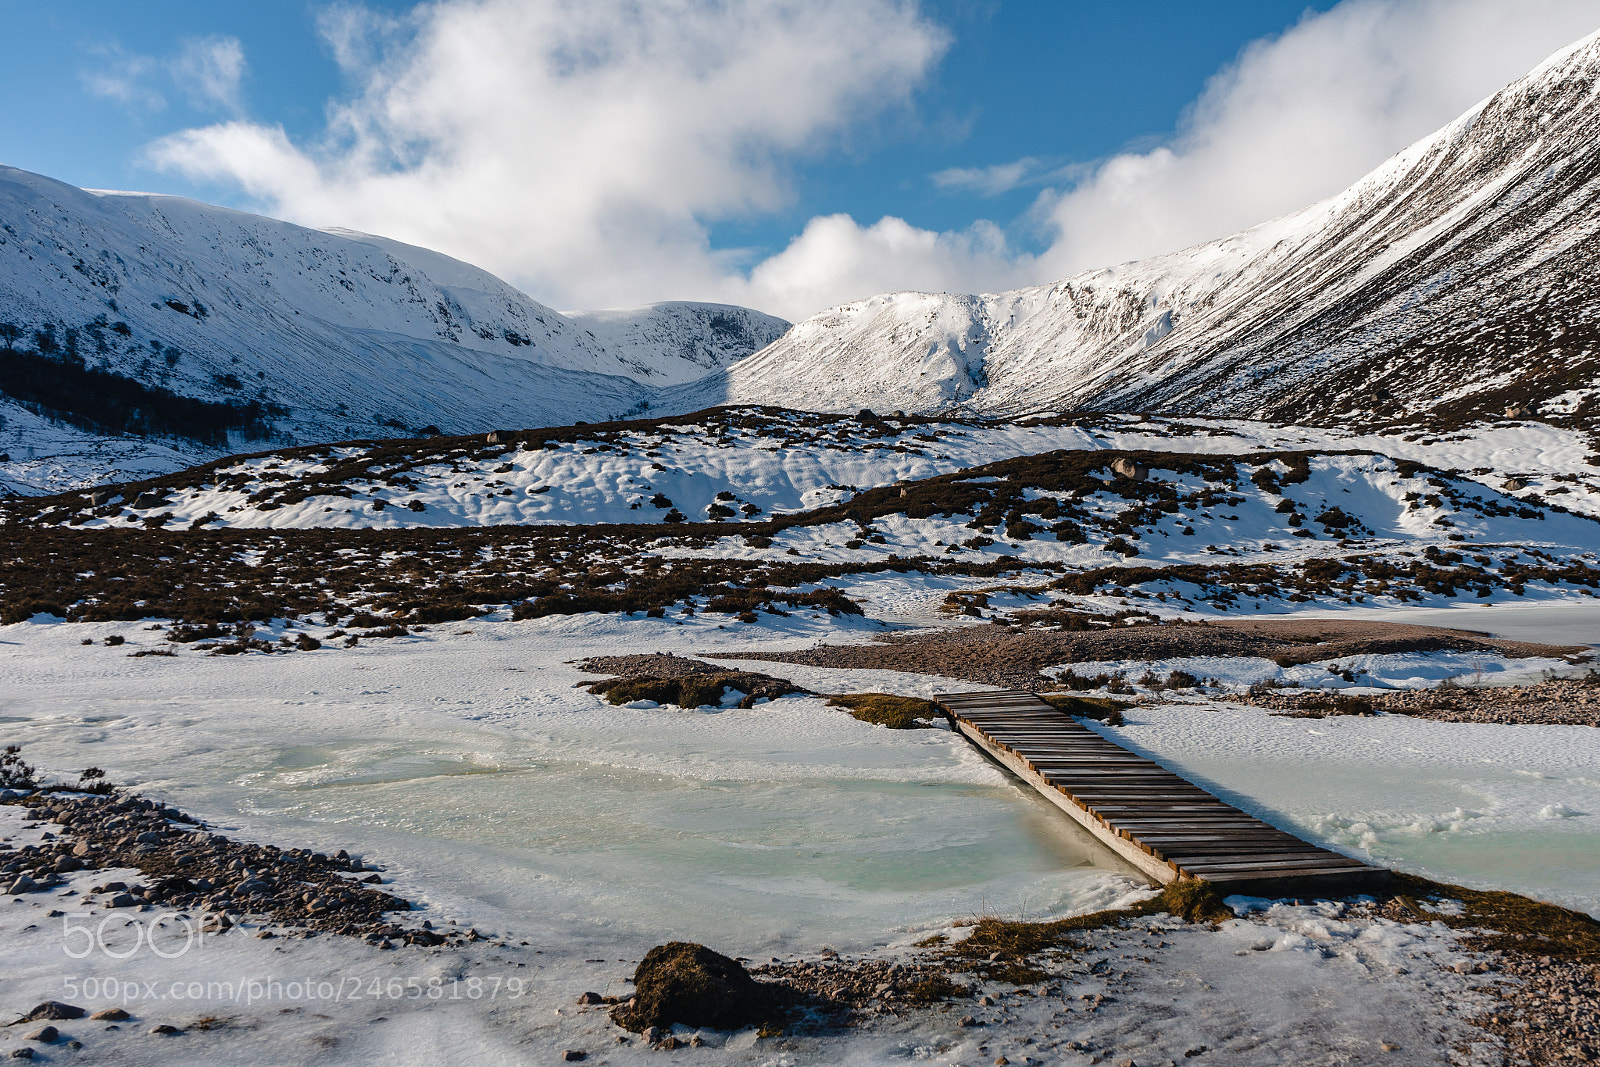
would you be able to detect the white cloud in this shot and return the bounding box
[931,158,1040,197]
[81,45,165,110]
[81,35,247,116]
[148,0,949,321]
[143,0,1600,321]
[172,36,247,114]
[1033,0,1600,276]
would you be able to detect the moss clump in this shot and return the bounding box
[824,692,939,729]
[588,672,806,710]
[612,942,777,1032]
[1156,878,1234,925]
[902,974,967,1004]
[1039,693,1128,726]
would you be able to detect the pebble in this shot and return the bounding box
[148,1024,183,1036]
[561,1052,587,1062]
[10,1049,35,1060]
[21,1029,56,1044]
[575,992,603,1005]
[89,1009,129,1022]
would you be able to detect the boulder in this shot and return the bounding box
[1109,458,1148,481]
[612,942,774,1033]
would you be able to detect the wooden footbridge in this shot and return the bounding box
[937,690,1386,898]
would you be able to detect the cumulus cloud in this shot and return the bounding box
[148,0,949,320]
[142,0,1600,321]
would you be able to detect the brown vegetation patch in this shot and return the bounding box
[1241,675,1600,727]
[724,617,1578,692]
[823,693,939,729]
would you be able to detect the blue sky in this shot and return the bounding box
[3,1,1597,317]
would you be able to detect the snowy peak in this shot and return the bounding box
[700,28,1600,426]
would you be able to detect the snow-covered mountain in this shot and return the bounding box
[0,164,786,455]
[690,29,1600,425]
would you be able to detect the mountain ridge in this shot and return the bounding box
[687,27,1600,426]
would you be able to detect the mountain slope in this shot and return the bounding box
[0,165,785,453]
[690,28,1600,426]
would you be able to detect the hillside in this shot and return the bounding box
[689,29,1600,426]
[0,164,786,470]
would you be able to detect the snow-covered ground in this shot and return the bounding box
[2,599,1596,1062]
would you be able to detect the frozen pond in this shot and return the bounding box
[1273,598,1600,648]
[3,601,1597,978]
[0,615,1143,958]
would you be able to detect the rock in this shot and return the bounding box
[958,1016,978,1027]
[612,942,774,1033]
[107,892,138,908]
[71,843,92,858]
[89,1009,129,1021]
[22,1028,56,1044]
[5,876,38,895]
[576,992,603,1006]
[22,1003,84,1022]
[10,1049,35,1060]
[52,856,83,873]
[1453,959,1475,974]
[148,1024,183,1035]
[1110,458,1149,481]
[660,1035,680,1050]
[562,1052,587,1062]
[995,1058,1010,1066]
[642,1026,663,1046]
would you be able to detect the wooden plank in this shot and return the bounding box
[938,688,1386,897]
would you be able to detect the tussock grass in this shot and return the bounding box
[1038,693,1129,726]
[824,692,939,730]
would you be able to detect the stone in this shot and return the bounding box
[22,1029,56,1044]
[148,1024,183,1035]
[1110,458,1149,481]
[107,892,137,908]
[5,876,38,895]
[562,1053,587,1063]
[642,1027,663,1046]
[576,992,603,1006]
[72,843,92,857]
[10,1049,35,1060]
[612,942,774,1033]
[22,1003,85,1022]
[89,1009,129,1021]
[958,1016,978,1028]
